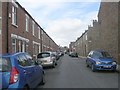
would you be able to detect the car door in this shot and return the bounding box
[87,51,93,67]
[25,54,43,87]
[0,57,11,89]
[17,54,35,88]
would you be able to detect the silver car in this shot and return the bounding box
[37,51,57,68]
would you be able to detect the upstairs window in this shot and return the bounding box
[12,6,17,25]
[26,14,29,32]
[38,27,40,39]
[32,21,35,36]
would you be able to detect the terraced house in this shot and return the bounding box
[0,1,59,56]
[70,1,120,64]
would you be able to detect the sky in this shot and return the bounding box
[18,0,101,47]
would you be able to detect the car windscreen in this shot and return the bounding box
[0,57,11,72]
[101,52,112,58]
[37,53,50,58]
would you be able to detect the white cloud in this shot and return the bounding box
[17,0,99,47]
[45,11,98,46]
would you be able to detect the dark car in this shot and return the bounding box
[0,52,45,89]
[86,50,117,72]
[69,52,78,57]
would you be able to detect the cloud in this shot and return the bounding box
[18,0,99,46]
[45,11,98,46]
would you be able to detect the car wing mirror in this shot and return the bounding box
[88,55,91,57]
[35,60,39,65]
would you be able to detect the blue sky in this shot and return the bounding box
[18,0,100,47]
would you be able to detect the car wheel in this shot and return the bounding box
[86,64,89,67]
[91,64,96,72]
[41,74,45,85]
[23,85,29,90]
[112,69,116,72]
[52,62,56,68]
[86,61,89,67]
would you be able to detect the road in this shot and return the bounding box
[37,54,118,88]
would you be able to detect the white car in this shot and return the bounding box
[37,51,57,68]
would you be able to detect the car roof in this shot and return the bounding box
[0,52,27,57]
[38,51,53,54]
[91,50,107,53]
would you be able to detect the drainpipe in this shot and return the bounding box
[40,28,43,52]
[6,2,9,53]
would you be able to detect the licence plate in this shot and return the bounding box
[103,66,111,68]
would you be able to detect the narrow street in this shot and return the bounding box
[38,54,118,88]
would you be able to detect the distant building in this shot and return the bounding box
[69,42,76,52]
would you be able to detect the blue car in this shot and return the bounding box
[86,50,117,72]
[0,52,45,89]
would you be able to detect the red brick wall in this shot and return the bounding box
[2,2,8,54]
[1,2,59,55]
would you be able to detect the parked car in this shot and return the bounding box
[0,52,45,89]
[69,52,78,57]
[52,52,59,60]
[86,50,117,72]
[37,51,57,68]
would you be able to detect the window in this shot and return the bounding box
[19,40,22,52]
[38,27,40,39]
[25,54,35,66]
[0,30,1,35]
[12,38,16,53]
[39,45,41,53]
[41,30,43,41]
[32,21,35,36]
[17,54,28,67]
[86,34,87,40]
[12,5,17,25]
[92,51,102,59]
[37,52,50,58]
[26,14,29,32]
[0,57,11,72]
[101,51,112,58]
[33,44,39,55]
[22,41,25,52]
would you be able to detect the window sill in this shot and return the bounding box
[12,23,18,28]
[26,30,29,32]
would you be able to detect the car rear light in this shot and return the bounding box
[9,67,19,84]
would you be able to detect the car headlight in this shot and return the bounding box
[96,61,101,65]
[112,62,117,65]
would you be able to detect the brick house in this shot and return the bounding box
[98,2,119,64]
[70,1,120,64]
[0,1,59,56]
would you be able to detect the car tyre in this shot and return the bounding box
[86,64,89,67]
[91,64,96,72]
[112,69,116,73]
[41,74,45,85]
[86,61,89,67]
[23,85,29,90]
[52,62,56,68]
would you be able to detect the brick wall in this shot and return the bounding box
[0,1,2,53]
[2,2,8,54]
[1,1,59,56]
[98,2,119,63]
[118,1,120,64]
[73,2,119,64]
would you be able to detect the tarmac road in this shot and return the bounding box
[38,54,119,88]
